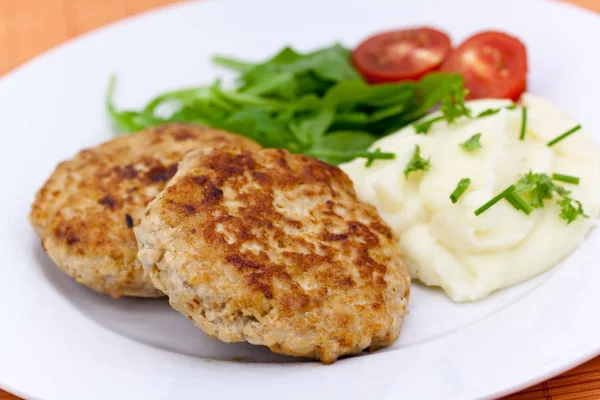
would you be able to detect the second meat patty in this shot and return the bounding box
[135,147,411,363]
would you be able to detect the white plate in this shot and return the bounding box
[1,0,599,399]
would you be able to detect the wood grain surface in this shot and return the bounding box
[1,0,598,399]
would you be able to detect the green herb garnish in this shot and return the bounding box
[519,107,527,141]
[557,197,589,224]
[547,125,582,147]
[404,145,431,178]
[450,178,470,203]
[516,172,568,208]
[552,173,580,185]
[414,116,444,134]
[505,193,521,211]
[363,148,395,167]
[505,192,533,215]
[461,133,482,152]
[515,171,587,223]
[413,84,472,133]
[440,86,471,123]
[107,44,466,165]
[474,185,516,216]
[476,108,501,118]
[477,104,519,119]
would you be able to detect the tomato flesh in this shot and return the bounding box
[352,27,452,83]
[441,31,528,101]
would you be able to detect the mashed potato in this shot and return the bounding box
[341,94,600,301]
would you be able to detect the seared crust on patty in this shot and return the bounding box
[30,123,260,298]
[135,147,410,363]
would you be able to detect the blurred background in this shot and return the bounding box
[0,0,598,76]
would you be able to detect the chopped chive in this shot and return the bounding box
[519,107,527,141]
[450,178,471,204]
[505,194,521,210]
[547,125,582,147]
[506,192,532,215]
[474,185,516,216]
[552,173,580,185]
[506,104,518,110]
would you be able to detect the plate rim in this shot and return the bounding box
[1,0,599,399]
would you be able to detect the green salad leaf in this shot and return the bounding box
[107,44,465,165]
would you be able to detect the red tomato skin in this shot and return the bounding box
[441,31,528,100]
[353,27,452,83]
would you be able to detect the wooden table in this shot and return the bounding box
[1,0,599,399]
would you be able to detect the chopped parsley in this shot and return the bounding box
[440,86,471,124]
[413,116,444,134]
[404,145,431,178]
[516,172,568,208]
[461,133,482,152]
[557,197,589,224]
[363,148,395,167]
[476,104,519,119]
[476,108,501,118]
[515,171,588,223]
[412,83,473,134]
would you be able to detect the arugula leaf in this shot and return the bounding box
[404,145,431,178]
[289,108,335,146]
[107,44,466,166]
[461,133,482,152]
[236,44,360,99]
[218,108,295,149]
[557,197,589,224]
[307,131,390,164]
[106,75,162,132]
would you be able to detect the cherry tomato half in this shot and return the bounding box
[352,27,452,83]
[441,31,528,101]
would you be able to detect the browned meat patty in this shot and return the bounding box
[30,123,260,298]
[135,147,410,363]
